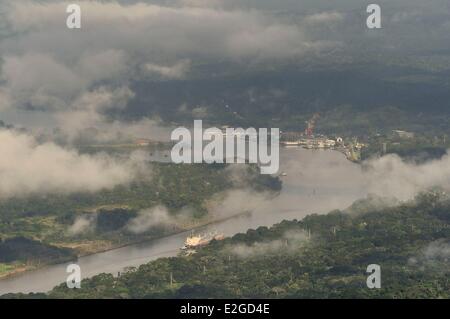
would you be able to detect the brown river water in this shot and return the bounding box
[0,147,368,295]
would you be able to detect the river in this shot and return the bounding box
[0,147,368,295]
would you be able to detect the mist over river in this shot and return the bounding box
[0,147,368,295]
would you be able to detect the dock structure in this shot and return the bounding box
[280,131,365,162]
[281,131,337,149]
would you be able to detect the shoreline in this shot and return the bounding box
[0,147,341,284]
[0,265,32,280]
[0,209,253,282]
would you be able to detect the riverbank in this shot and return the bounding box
[0,147,347,281]
[0,209,254,281]
[0,147,367,295]
[0,263,29,280]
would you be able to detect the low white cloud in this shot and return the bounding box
[227,230,307,258]
[303,12,344,26]
[409,240,450,268]
[206,188,275,219]
[52,86,133,141]
[2,1,328,64]
[178,0,224,8]
[423,240,450,260]
[68,215,96,235]
[47,85,173,144]
[0,129,147,199]
[126,206,175,234]
[0,51,128,111]
[1,53,84,110]
[364,152,450,201]
[0,87,12,111]
[142,60,191,79]
[0,1,333,140]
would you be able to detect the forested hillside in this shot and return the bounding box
[11,191,449,299]
[0,162,280,278]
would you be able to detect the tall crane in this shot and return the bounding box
[305,113,320,137]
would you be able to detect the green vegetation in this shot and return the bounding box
[128,61,450,138]
[0,263,18,276]
[0,163,230,220]
[0,237,74,264]
[0,160,281,277]
[361,132,449,162]
[13,191,448,299]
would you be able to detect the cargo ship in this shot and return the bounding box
[181,231,225,250]
[281,141,301,147]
